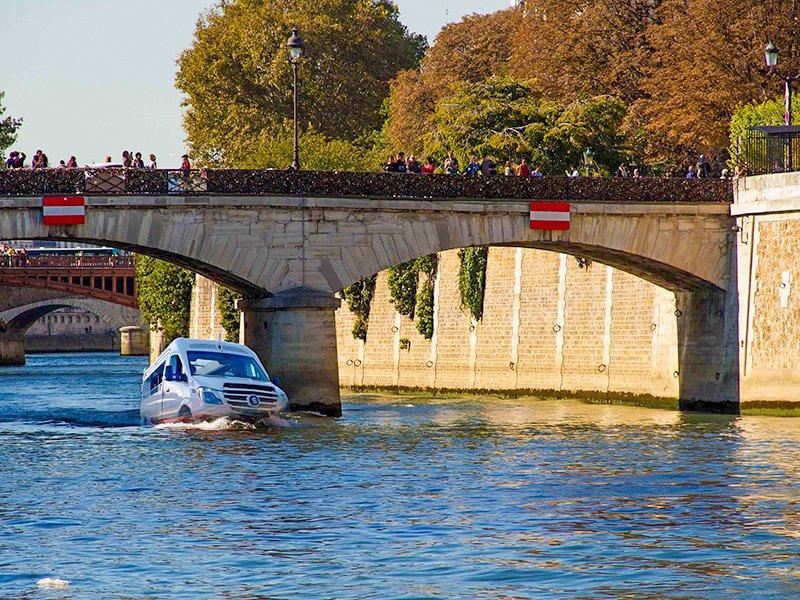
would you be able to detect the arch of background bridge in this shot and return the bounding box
[1,297,139,335]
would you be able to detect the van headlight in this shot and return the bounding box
[198,387,224,405]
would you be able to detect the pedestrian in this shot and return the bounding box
[463,156,480,176]
[133,152,145,169]
[384,155,398,173]
[148,154,158,169]
[4,151,17,169]
[181,154,191,172]
[14,152,26,168]
[480,156,497,177]
[407,155,421,173]
[685,165,697,179]
[122,151,132,167]
[566,166,579,178]
[517,159,531,177]
[720,168,729,180]
[66,156,78,168]
[443,151,460,175]
[531,165,544,177]
[616,163,628,178]
[395,152,408,173]
[696,154,711,178]
[57,160,66,168]
[632,168,642,179]
[421,157,436,174]
[32,150,48,168]
[504,160,515,176]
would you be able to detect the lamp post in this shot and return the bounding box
[286,27,305,171]
[764,41,799,126]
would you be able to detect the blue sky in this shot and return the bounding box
[4,0,509,167]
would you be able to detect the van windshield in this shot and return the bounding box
[186,351,269,381]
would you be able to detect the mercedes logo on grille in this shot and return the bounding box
[247,394,261,408]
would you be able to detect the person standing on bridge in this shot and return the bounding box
[66,156,78,168]
[133,152,145,169]
[443,152,459,175]
[181,154,191,174]
[517,159,531,177]
[148,154,158,169]
[463,156,480,176]
[421,157,436,174]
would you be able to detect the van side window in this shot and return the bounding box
[168,354,184,380]
[149,363,165,393]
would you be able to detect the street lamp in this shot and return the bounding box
[286,27,305,170]
[764,41,798,126]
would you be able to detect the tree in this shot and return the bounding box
[176,0,426,166]
[635,0,800,162]
[0,92,22,163]
[385,9,522,153]
[426,77,629,174]
[134,255,195,346]
[729,95,800,169]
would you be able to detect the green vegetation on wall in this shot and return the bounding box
[217,287,242,342]
[342,275,378,341]
[458,247,488,322]
[134,255,194,345]
[387,260,419,318]
[414,255,437,340]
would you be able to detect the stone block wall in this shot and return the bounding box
[336,247,680,400]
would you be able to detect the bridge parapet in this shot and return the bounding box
[0,168,732,203]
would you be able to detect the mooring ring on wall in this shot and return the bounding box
[509,361,516,371]
[354,359,362,367]
[673,370,680,378]
[553,324,562,333]
[674,309,683,317]
[715,372,721,380]
[391,326,399,333]
[346,359,354,366]
[716,309,724,317]
[780,282,787,289]
[598,364,606,373]
[426,361,434,368]
[650,323,657,332]
[469,325,475,332]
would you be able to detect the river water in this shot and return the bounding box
[1,353,800,599]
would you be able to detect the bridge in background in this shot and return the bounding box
[0,255,137,308]
[0,169,736,416]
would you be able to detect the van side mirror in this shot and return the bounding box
[164,365,174,381]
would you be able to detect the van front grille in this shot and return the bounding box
[222,382,279,410]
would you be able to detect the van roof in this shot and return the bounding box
[142,337,255,379]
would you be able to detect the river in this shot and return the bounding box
[1,352,799,598]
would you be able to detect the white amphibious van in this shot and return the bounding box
[140,338,289,424]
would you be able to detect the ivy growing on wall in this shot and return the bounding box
[217,287,242,342]
[134,254,195,346]
[387,260,419,318]
[414,254,438,340]
[341,275,377,341]
[458,247,488,322]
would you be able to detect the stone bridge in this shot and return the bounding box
[0,170,735,415]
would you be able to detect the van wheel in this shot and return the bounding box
[178,406,192,422]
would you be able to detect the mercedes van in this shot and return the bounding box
[140,338,289,424]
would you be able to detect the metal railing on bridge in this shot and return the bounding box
[739,126,800,177]
[0,255,134,269]
[0,168,733,203]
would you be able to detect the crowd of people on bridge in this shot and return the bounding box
[2,150,192,171]
[0,243,26,267]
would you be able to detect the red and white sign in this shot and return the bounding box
[42,196,86,226]
[530,201,570,231]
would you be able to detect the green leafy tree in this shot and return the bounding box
[458,247,488,322]
[176,0,426,166]
[342,275,378,341]
[217,287,242,342]
[134,255,195,345]
[428,77,629,174]
[0,92,22,163]
[387,260,419,318]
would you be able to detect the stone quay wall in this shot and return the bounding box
[336,247,679,400]
[190,248,680,402]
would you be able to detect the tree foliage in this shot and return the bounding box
[458,247,488,322]
[387,260,419,318]
[134,255,195,346]
[217,286,242,342]
[341,275,377,341]
[176,0,426,166]
[0,92,22,163]
[414,255,437,340]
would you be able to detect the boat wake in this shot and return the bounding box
[155,414,295,432]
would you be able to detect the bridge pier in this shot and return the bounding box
[676,289,740,413]
[0,333,26,366]
[119,325,149,356]
[239,287,342,417]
